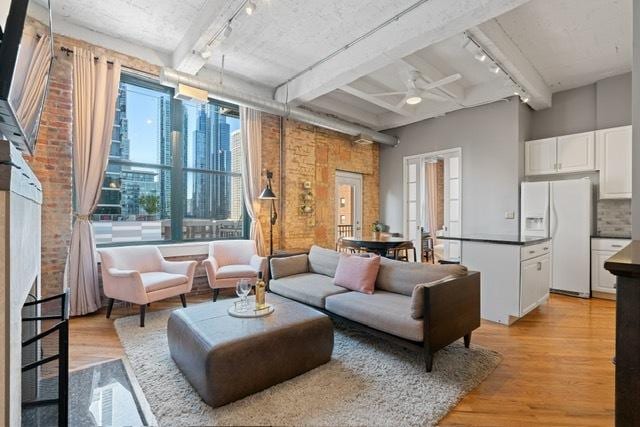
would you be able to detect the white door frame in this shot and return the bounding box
[402,148,463,258]
[335,171,363,239]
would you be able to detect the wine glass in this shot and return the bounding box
[236,279,252,311]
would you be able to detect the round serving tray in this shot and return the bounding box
[228,302,274,318]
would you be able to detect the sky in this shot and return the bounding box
[124,84,240,166]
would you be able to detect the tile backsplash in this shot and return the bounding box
[597,199,631,237]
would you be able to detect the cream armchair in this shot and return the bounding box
[99,246,197,327]
[202,240,267,301]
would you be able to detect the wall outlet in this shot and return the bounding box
[505,211,516,220]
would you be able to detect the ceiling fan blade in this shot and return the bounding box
[395,95,410,109]
[370,91,407,97]
[421,92,449,102]
[419,73,462,91]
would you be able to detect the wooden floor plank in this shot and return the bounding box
[69,292,615,425]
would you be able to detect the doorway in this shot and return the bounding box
[335,171,363,240]
[403,148,462,262]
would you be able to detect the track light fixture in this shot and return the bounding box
[474,51,487,62]
[489,63,501,74]
[245,1,256,15]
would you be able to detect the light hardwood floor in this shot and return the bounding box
[69,292,615,426]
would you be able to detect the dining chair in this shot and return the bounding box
[389,241,417,262]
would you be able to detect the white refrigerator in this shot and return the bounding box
[520,178,592,297]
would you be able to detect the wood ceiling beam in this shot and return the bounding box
[273,0,531,105]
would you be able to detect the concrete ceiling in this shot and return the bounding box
[32,0,631,131]
[495,0,632,92]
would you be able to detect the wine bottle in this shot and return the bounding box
[255,271,266,309]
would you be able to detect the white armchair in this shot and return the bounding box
[202,240,267,301]
[98,245,197,326]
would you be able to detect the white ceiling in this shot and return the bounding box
[495,0,632,92]
[33,0,632,131]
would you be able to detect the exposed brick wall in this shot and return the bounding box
[260,114,379,252]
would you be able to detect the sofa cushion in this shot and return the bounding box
[333,253,380,294]
[308,245,340,277]
[376,257,467,296]
[216,265,258,279]
[325,291,423,342]
[269,273,349,308]
[270,254,309,279]
[141,272,188,292]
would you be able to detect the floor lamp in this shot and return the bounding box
[259,170,277,255]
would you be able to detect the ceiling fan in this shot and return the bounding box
[369,70,461,108]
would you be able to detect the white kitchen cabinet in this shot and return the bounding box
[520,251,551,316]
[461,239,551,325]
[591,238,631,295]
[556,131,595,173]
[524,131,595,176]
[525,137,557,176]
[596,125,632,199]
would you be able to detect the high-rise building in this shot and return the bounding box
[230,129,242,220]
[158,97,172,218]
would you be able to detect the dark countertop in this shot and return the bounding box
[591,234,632,240]
[438,233,551,246]
[604,241,640,278]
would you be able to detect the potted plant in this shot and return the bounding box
[371,221,384,239]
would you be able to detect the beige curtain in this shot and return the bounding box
[15,33,52,139]
[426,162,439,239]
[240,107,267,256]
[65,48,121,316]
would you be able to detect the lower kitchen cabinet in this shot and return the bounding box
[460,240,551,325]
[591,238,631,295]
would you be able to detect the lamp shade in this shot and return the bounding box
[259,185,277,199]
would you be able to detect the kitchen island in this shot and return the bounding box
[440,234,552,325]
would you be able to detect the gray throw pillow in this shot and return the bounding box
[270,254,309,279]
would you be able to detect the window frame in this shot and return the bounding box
[96,72,247,247]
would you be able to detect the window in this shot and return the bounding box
[93,74,244,245]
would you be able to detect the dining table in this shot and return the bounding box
[341,235,413,257]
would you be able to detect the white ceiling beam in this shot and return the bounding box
[274,0,531,105]
[378,79,516,130]
[172,0,242,74]
[468,19,552,110]
[304,97,380,128]
[399,56,464,100]
[341,86,413,117]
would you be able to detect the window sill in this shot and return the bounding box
[96,241,210,262]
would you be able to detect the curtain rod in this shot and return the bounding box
[59,46,159,79]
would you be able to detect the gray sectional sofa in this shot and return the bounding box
[268,245,481,372]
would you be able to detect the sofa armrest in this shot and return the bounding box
[422,271,481,354]
[162,259,197,277]
[107,267,141,279]
[250,254,267,277]
[202,256,219,282]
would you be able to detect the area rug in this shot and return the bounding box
[114,304,500,426]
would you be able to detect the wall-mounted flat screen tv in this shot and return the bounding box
[0,0,53,155]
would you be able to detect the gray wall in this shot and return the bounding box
[634,3,640,239]
[380,98,522,236]
[530,72,631,140]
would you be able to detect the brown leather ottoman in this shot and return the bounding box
[167,293,334,408]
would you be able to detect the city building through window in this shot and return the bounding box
[93,73,244,245]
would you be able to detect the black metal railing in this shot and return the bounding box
[22,290,69,427]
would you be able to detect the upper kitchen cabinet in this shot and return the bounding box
[556,131,595,173]
[597,125,632,199]
[524,137,557,176]
[525,131,595,176]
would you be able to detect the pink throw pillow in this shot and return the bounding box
[333,253,381,294]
